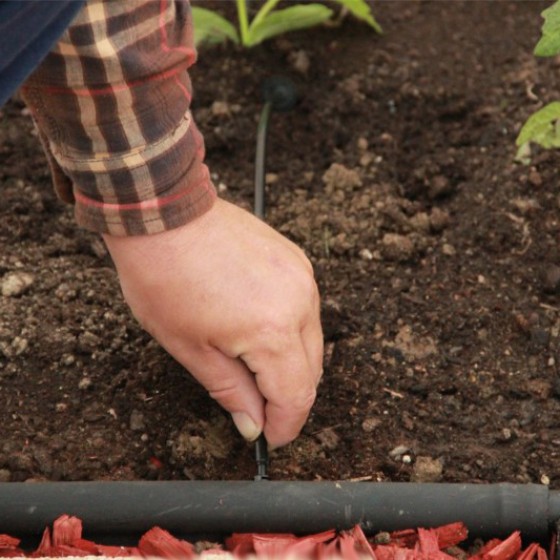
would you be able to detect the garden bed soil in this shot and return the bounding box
[1,1,560,488]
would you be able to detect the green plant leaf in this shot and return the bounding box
[330,0,382,33]
[514,142,532,165]
[247,4,333,46]
[535,0,560,56]
[516,101,560,149]
[192,6,239,46]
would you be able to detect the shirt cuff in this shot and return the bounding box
[20,0,216,236]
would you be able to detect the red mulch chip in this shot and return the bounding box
[0,516,552,559]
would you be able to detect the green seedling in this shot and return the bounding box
[192,0,382,48]
[516,0,560,161]
[534,0,560,57]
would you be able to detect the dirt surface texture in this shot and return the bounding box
[1,1,560,488]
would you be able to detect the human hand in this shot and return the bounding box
[103,199,323,449]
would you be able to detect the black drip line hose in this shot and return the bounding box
[0,482,559,546]
[254,100,272,221]
[254,76,299,221]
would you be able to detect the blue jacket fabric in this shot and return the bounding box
[0,0,86,107]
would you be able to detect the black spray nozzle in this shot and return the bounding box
[262,76,298,112]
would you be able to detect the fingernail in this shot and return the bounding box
[232,412,261,442]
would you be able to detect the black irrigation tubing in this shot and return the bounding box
[0,482,559,545]
[2,78,560,552]
[254,76,299,220]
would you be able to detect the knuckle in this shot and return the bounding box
[290,387,317,413]
[207,383,239,407]
[297,262,318,291]
[256,312,296,342]
[299,253,315,276]
[261,280,318,330]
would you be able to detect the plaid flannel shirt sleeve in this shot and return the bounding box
[20,0,216,236]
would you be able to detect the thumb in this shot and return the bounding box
[231,411,262,442]
[180,347,266,441]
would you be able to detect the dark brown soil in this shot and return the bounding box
[1,1,560,488]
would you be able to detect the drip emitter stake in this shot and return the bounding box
[254,434,269,481]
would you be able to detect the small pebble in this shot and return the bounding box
[61,354,76,366]
[359,153,374,167]
[288,49,310,75]
[502,428,512,441]
[210,101,230,117]
[357,137,369,151]
[316,427,339,450]
[381,233,414,262]
[409,212,431,233]
[78,377,92,390]
[441,243,456,256]
[0,468,11,482]
[389,444,409,458]
[11,337,28,356]
[78,331,101,353]
[429,208,451,232]
[540,473,550,485]
[411,456,443,482]
[359,248,374,261]
[362,418,381,433]
[322,163,362,192]
[130,410,146,432]
[55,283,77,302]
[511,197,540,215]
[1,272,34,297]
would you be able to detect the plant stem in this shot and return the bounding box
[251,0,281,31]
[236,0,250,46]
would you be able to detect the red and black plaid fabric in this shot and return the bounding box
[21,0,216,236]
